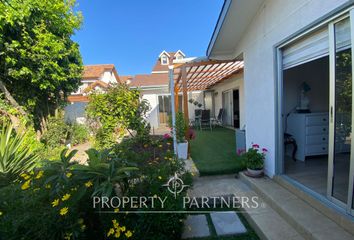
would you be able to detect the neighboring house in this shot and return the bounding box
[65,64,121,123]
[208,0,354,221]
[126,50,205,131]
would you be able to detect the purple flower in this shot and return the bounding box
[163,133,171,139]
[252,144,259,149]
[262,148,268,152]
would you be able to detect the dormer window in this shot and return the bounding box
[176,54,184,60]
[161,55,169,65]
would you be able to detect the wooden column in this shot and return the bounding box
[174,85,179,112]
[181,66,190,141]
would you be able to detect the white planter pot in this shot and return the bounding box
[177,141,188,160]
[247,168,264,177]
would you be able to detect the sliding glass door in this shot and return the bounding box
[328,13,354,213]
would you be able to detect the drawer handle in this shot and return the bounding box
[322,137,326,141]
[323,118,326,121]
[323,128,326,131]
[322,147,326,150]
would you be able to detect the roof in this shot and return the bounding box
[207,0,264,59]
[129,74,169,87]
[152,50,186,73]
[83,64,121,82]
[120,75,133,83]
[67,95,89,103]
[83,80,109,93]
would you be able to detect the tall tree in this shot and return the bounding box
[0,0,83,130]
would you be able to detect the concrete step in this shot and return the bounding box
[239,172,354,240]
[187,175,304,240]
[274,175,354,236]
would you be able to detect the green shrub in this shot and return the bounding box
[242,144,266,170]
[70,124,89,145]
[41,113,70,148]
[175,112,187,143]
[0,122,39,186]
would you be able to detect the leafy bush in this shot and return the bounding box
[86,84,151,149]
[41,113,70,148]
[0,123,39,186]
[70,123,89,145]
[175,112,187,143]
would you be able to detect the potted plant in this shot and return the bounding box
[175,112,188,159]
[242,144,267,177]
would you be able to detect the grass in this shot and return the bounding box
[190,127,245,176]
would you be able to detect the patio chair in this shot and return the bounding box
[200,110,212,131]
[211,108,224,127]
[191,109,202,129]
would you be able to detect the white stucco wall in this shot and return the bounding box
[210,74,245,128]
[224,0,349,177]
[101,71,118,84]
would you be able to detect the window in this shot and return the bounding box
[161,55,169,65]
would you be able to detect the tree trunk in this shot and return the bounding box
[0,80,27,116]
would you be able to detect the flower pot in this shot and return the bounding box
[177,141,188,160]
[247,168,263,177]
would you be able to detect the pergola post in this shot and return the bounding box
[174,85,179,112]
[168,65,178,154]
[181,66,189,140]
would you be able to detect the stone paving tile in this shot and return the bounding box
[210,211,247,236]
[182,215,210,239]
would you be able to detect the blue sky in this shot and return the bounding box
[73,1,223,76]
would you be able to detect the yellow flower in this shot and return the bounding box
[62,193,71,201]
[125,230,133,238]
[35,170,44,179]
[114,208,119,213]
[64,232,72,240]
[107,228,115,237]
[144,144,148,148]
[51,199,60,207]
[114,231,121,238]
[158,176,162,180]
[155,157,159,160]
[71,187,77,192]
[20,173,30,180]
[167,142,171,145]
[66,172,72,178]
[158,144,162,148]
[21,180,31,190]
[80,224,86,231]
[60,207,69,216]
[85,181,93,188]
[120,226,126,232]
[0,211,3,216]
[45,184,51,189]
[112,219,119,229]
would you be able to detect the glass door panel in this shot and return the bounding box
[331,17,352,204]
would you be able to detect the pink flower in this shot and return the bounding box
[252,144,259,149]
[163,133,171,139]
[187,129,196,140]
[262,148,268,152]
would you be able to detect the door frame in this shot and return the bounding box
[275,7,354,215]
[222,87,241,128]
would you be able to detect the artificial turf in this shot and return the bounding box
[190,127,245,176]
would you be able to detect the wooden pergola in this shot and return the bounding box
[168,57,244,155]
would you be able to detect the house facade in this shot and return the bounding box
[65,64,121,123]
[208,0,354,219]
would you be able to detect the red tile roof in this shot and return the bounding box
[83,64,120,82]
[120,75,134,83]
[129,74,169,87]
[67,95,89,103]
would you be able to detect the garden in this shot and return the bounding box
[0,1,192,239]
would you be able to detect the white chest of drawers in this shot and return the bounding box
[286,112,329,161]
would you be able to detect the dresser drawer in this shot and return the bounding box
[306,126,328,135]
[306,115,328,126]
[306,135,328,144]
[306,144,328,155]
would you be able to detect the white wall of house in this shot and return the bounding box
[210,74,245,128]
[223,0,348,176]
[101,71,117,84]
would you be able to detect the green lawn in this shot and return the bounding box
[190,127,245,176]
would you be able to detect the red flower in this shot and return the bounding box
[252,144,259,149]
[187,129,196,140]
[163,133,171,139]
[262,148,268,152]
